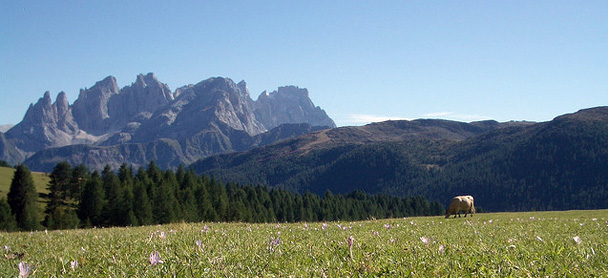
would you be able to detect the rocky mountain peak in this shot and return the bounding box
[255,86,336,130]
[2,73,337,169]
[55,92,69,117]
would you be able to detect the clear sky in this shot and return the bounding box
[1,1,607,127]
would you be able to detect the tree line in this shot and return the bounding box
[1,162,444,231]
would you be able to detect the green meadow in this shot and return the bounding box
[0,166,50,199]
[0,166,50,213]
[1,210,606,277]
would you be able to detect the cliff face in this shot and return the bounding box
[1,73,336,170]
[255,86,336,130]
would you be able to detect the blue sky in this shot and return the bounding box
[1,1,607,127]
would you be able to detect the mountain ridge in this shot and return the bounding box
[191,106,608,212]
[1,73,335,170]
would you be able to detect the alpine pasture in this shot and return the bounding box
[1,210,606,277]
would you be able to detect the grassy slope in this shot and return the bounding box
[0,166,49,212]
[0,166,50,198]
[0,210,606,277]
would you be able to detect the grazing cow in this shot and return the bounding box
[445,195,475,218]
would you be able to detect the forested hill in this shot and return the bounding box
[192,106,608,212]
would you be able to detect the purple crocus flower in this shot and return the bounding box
[149,251,164,266]
[269,236,281,252]
[18,262,33,278]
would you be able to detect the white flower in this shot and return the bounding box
[438,245,445,254]
[573,236,582,245]
[70,260,78,271]
[420,236,430,246]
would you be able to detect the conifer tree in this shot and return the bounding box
[102,165,123,226]
[8,164,41,230]
[132,179,153,225]
[0,198,17,231]
[78,171,105,226]
[70,164,89,202]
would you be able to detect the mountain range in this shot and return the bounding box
[0,73,335,171]
[191,107,608,212]
[2,73,607,212]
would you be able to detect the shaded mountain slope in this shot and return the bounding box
[192,107,608,212]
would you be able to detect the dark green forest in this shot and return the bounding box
[193,107,608,212]
[0,161,444,231]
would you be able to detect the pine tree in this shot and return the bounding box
[8,164,41,230]
[133,180,153,225]
[78,171,105,226]
[69,164,89,203]
[0,198,17,231]
[44,162,75,229]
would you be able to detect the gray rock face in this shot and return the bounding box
[2,73,336,170]
[107,73,174,130]
[71,76,120,135]
[132,77,266,143]
[255,86,336,130]
[6,91,82,153]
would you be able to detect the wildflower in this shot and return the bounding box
[196,240,203,249]
[303,223,309,230]
[201,225,210,233]
[269,236,281,252]
[371,230,379,236]
[410,221,415,225]
[438,245,445,254]
[488,220,493,224]
[530,217,535,220]
[420,236,430,246]
[4,245,9,251]
[384,224,392,229]
[573,236,582,245]
[70,260,78,270]
[322,223,328,230]
[390,238,395,244]
[149,251,164,266]
[347,236,354,258]
[18,262,33,278]
[159,231,167,239]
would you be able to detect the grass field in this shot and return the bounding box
[0,166,50,214]
[0,210,606,277]
[0,166,50,199]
